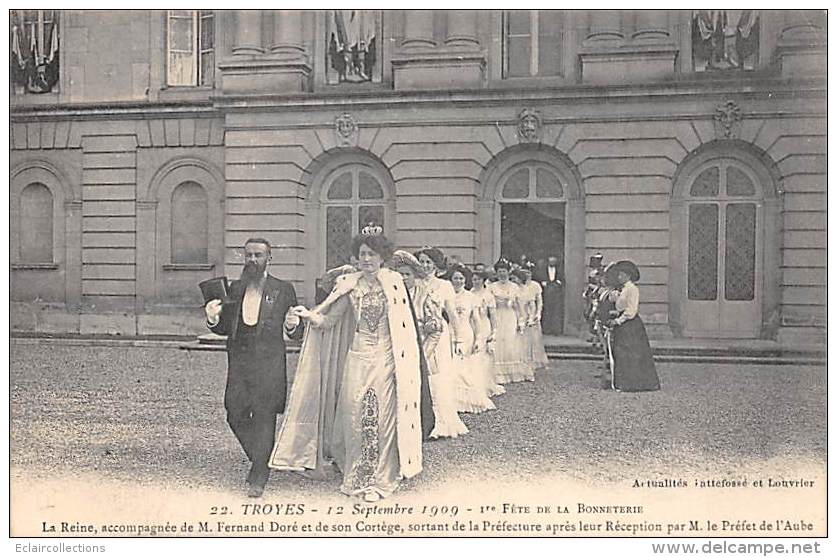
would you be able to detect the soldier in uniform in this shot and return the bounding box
[582,252,605,345]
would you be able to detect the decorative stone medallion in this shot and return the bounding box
[517,108,542,143]
[334,112,358,146]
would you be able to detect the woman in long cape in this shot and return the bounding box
[268,234,431,501]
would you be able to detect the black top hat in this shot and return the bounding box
[588,252,604,267]
[614,260,640,283]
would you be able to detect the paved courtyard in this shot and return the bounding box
[9,341,826,535]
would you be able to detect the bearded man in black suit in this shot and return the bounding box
[205,238,302,497]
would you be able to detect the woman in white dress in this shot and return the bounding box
[509,270,536,381]
[413,247,469,438]
[471,270,505,397]
[488,258,531,384]
[518,265,549,371]
[447,265,496,413]
[270,232,423,502]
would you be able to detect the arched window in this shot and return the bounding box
[171,181,208,264]
[19,182,53,263]
[499,162,564,201]
[322,164,386,270]
[686,160,759,303]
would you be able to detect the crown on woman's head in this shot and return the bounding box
[361,222,383,236]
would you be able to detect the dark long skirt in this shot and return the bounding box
[609,316,660,392]
[405,287,435,439]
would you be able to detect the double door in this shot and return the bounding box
[682,200,761,338]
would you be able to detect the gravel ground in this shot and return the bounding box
[9,342,826,533]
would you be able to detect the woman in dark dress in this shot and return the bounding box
[605,260,660,392]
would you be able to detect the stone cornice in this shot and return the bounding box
[9,76,826,122]
[214,77,826,112]
[10,101,216,122]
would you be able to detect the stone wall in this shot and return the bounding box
[9,10,826,342]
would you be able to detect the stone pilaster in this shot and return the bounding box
[393,9,485,90]
[232,10,264,56]
[270,10,305,57]
[580,10,676,84]
[135,200,157,312]
[775,10,826,78]
[402,10,435,49]
[221,9,311,94]
[445,11,479,49]
[633,11,671,42]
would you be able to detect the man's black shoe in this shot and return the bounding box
[247,483,265,498]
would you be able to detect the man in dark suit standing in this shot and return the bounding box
[535,255,565,335]
[204,238,302,497]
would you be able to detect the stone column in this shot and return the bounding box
[402,10,435,49]
[586,10,623,42]
[232,10,264,55]
[271,10,304,56]
[445,10,479,48]
[633,10,670,41]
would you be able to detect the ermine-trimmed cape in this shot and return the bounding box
[268,269,427,479]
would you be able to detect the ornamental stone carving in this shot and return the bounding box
[714,100,743,140]
[516,108,542,143]
[334,112,358,146]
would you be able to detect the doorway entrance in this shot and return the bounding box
[479,147,585,335]
[679,159,764,338]
[500,202,565,269]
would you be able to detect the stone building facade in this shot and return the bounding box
[9,10,826,342]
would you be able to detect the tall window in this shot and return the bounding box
[686,161,758,302]
[171,181,208,263]
[10,10,60,94]
[322,165,386,270]
[167,10,215,87]
[19,183,54,263]
[503,10,563,78]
